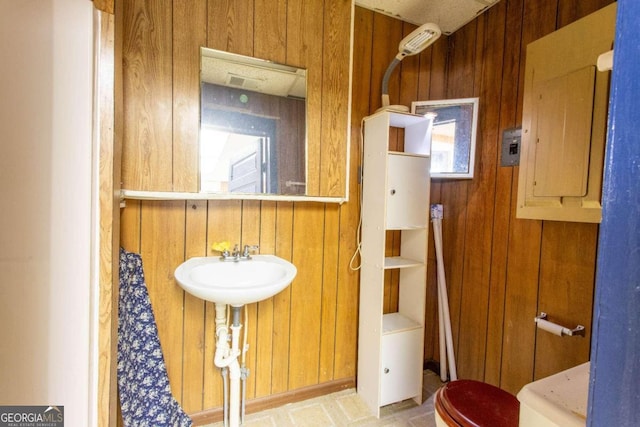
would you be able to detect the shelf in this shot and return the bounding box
[384,256,424,269]
[385,225,428,231]
[388,151,430,159]
[386,111,430,128]
[383,313,421,334]
[358,110,431,416]
[120,189,347,204]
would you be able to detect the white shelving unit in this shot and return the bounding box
[357,111,433,417]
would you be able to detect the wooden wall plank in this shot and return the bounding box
[534,222,596,378]
[370,13,403,113]
[436,178,468,360]
[557,0,613,28]
[415,36,434,101]
[445,23,477,98]
[286,0,325,195]
[288,203,325,389]
[398,22,421,107]
[120,200,141,251]
[255,0,286,63]
[455,15,495,381]
[254,201,277,398]
[443,19,476,374]
[333,206,361,378]
[436,20,477,368]
[207,0,254,55]
[484,0,523,387]
[121,0,173,191]
[501,218,544,394]
[271,202,294,394]
[182,200,208,412]
[172,0,206,193]
[351,7,374,117]
[320,0,352,196]
[332,5,373,380]
[319,205,340,382]
[139,201,187,396]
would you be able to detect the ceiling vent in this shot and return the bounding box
[226,74,262,91]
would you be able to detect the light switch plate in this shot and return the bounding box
[501,127,522,166]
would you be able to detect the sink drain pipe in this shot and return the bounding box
[214,303,243,427]
[240,306,249,424]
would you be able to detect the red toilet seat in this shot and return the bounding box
[435,379,520,427]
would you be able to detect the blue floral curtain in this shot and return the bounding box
[118,248,192,427]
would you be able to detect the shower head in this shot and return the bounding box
[379,22,442,112]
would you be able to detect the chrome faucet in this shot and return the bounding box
[241,244,259,259]
[219,244,259,262]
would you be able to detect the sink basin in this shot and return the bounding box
[174,255,297,306]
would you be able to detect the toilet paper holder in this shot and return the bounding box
[535,312,585,337]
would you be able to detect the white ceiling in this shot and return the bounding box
[201,48,306,98]
[355,0,501,35]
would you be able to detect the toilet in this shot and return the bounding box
[434,379,520,427]
[517,362,590,427]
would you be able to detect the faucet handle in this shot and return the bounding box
[231,244,240,257]
[242,244,259,257]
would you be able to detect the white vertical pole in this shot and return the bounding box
[437,288,448,382]
[431,205,458,381]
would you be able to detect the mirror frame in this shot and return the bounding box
[411,97,479,179]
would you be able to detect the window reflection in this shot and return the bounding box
[412,98,478,179]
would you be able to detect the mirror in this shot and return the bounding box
[200,47,307,195]
[412,97,479,179]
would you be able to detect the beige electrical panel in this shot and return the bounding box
[517,3,616,223]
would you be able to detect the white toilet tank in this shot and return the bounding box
[517,362,590,427]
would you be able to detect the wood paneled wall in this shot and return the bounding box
[120,0,350,198]
[118,0,356,421]
[353,0,612,397]
[118,0,613,422]
[412,0,613,394]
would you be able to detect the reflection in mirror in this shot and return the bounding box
[200,47,307,195]
[412,98,479,179]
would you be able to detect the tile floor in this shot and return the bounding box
[204,370,443,427]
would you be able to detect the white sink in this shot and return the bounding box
[174,255,297,306]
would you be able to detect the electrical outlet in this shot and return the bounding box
[501,127,522,166]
